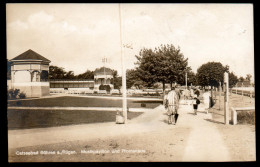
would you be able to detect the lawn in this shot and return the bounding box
[8,96,162,108]
[8,109,143,130]
[7,96,162,130]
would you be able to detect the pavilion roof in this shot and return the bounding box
[11,49,51,63]
[94,67,113,75]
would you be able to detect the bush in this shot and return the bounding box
[19,92,26,99]
[237,111,255,125]
[99,84,111,93]
[8,89,20,99]
[8,89,26,99]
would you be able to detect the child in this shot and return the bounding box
[193,95,200,115]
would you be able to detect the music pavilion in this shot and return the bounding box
[9,49,51,97]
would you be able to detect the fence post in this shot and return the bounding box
[219,81,221,110]
[224,72,229,125]
[242,82,244,100]
[236,83,237,94]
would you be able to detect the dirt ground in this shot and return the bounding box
[209,92,256,161]
[9,127,190,162]
[8,93,256,162]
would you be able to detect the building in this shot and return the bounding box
[9,49,51,97]
[94,67,114,90]
[50,79,94,89]
[236,81,251,87]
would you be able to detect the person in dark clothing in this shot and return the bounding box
[193,96,200,115]
[194,88,200,97]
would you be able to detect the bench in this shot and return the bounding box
[231,106,255,125]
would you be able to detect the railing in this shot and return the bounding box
[231,88,255,98]
[41,79,94,82]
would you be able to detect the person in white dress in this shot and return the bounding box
[166,87,179,125]
[203,91,211,114]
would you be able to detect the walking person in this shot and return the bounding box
[166,87,179,125]
[194,88,200,97]
[193,95,200,115]
[203,91,211,114]
[184,88,190,100]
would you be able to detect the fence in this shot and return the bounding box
[231,87,255,98]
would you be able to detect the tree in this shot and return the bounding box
[135,48,157,88]
[156,45,189,88]
[64,71,75,79]
[196,62,227,88]
[187,71,197,86]
[246,74,252,82]
[49,65,66,79]
[126,69,144,89]
[76,70,94,79]
[135,44,189,91]
[229,72,238,88]
[238,76,245,82]
[7,59,11,80]
[113,76,122,89]
[111,70,122,89]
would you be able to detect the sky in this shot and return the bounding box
[6,3,254,81]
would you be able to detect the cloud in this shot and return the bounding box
[8,20,28,30]
[28,11,54,29]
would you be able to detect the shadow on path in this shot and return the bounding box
[204,118,224,125]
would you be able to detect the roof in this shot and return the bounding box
[11,49,51,62]
[94,67,113,75]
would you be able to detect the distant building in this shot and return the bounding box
[50,79,94,89]
[236,81,251,87]
[9,49,51,97]
[94,67,114,90]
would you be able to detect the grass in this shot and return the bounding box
[7,96,161,130]
[237,110,255,125]
[7,109,143,130]
[8,96,162,108]
[210,92,255,125]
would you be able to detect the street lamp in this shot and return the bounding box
[118,3,127,123]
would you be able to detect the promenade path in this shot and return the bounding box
[8,98,231,161]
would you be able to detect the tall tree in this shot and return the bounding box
[113,76,122,90]
[187,71,197,86]
[126,69,144,89]
[64,71,76,79]
[229,72,238,88]
[111,70,122,89]
[76,70,94,79]
[135,44,189,91]
[49,65,66,79]
[135,48,157,88]
[196,62,227,88]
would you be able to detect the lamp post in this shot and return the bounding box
[118,3,127,123]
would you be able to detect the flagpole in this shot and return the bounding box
[119,3,127,123]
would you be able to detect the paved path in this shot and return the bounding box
[8,100,231,161]
[179,104,230,161]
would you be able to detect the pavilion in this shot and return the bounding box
[9,49,51,97]
[94,67,114,90]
